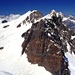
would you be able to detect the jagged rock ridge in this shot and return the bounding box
[16,10,43,28]
[24,10,42,23]
[22,10,75,75]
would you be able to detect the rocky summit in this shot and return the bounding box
[22,10,43,24]
[22,10,75,75]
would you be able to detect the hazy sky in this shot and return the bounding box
[0,0,75,16]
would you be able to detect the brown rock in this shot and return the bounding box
[21,12,73,75]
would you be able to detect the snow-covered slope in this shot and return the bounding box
[0,11,31,29]
[65,52,75,75]
[0,71,13,75]
[0,10,51,75]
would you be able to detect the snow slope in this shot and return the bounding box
[0,71,13,75]
[65,52,75,75]
[65,41,75,75]
[0,11,52,75]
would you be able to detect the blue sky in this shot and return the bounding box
[0,0,75,16]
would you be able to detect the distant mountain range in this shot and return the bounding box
[63,15,75,32]
[0,14,20,24]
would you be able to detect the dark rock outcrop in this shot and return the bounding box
[17,23,21,28]
[29,11,42,23]
[22,10,75,75]
[0,47,4,50]
[3,25,9,28]
[2,20,8,23]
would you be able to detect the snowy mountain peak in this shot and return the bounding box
[49,10,63,19]
[42,10,63,21]
[31,10,38,13]
[49,10,56,17]
[0,10,75,75]
[50,10,56,14]
[19,10,42,25]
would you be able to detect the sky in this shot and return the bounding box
[0,0,75,16]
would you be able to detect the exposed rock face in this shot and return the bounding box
[22,10,75,75]
[22,10,43,24]
[2,20,8,23]
[0,47,4,50]
[29,10,43,23]
[17,10,42,28]
[3,25,9,28]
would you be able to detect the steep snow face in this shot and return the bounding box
[65,52,75,75]
[0,11,32,29]
[0,11,51,75]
